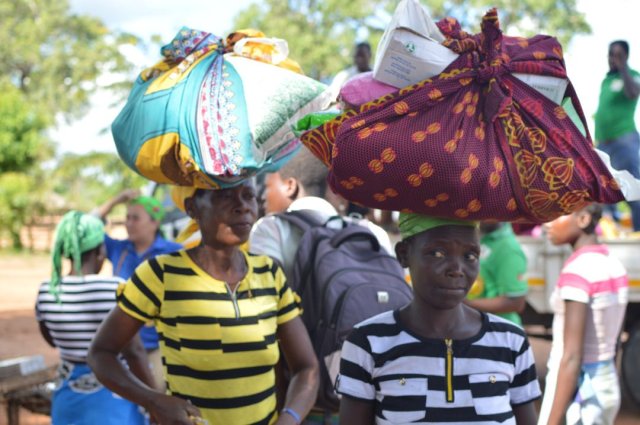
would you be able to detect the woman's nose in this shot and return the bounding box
[445,258,464,278]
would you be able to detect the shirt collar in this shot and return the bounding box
[124,234,171,256]
[287,197,338,216]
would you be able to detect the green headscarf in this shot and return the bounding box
[398,213,478,240]
[50,211,105,300]
[130,196,164,222]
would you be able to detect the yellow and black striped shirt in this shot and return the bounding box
[117,250,300,425]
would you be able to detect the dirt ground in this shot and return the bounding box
[0,252,638,424]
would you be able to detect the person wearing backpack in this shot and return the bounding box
[250,148,411,424]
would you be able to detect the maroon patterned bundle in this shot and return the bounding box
[301,9,623,223]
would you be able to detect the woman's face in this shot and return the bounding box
[125,204,159,244]
[189,182,259,248]
[397,225,480,310]
[544,213,581,246]
[262,172,295,215]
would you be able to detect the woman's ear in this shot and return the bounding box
[575,210,592,230]
[284,177,300,200]
[395,240,410,268]
[184,197,197,220]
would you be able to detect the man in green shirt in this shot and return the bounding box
[595,40,640,231]
[465,222,528,326]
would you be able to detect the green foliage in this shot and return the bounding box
[51,152,147,211]
[233,0,589,81]
[0,83,51,173]
[0,172,45,249]
[0,0,136,121]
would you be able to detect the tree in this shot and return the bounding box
[50,152,147,211]
[0,83,51,173]
[0,172,45,249]
[0,0,136,122]
[233,0,589,82]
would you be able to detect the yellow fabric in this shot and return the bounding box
[136,135,220,189]
[171,186,198,212]
[227,29,303,74]
[117,251,299,425]
[144,49,218,95]
[398,213,478,240]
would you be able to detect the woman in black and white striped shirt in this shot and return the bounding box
[336,214,541,424]
[35,211,154,425]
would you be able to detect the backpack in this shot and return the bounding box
[277,210,413,412]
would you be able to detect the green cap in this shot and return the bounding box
[398,213,478,240]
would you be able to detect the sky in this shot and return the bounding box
[52,0,640,154]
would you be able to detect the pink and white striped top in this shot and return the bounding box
[550,245,628,363]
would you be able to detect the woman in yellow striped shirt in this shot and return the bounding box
[88,181,319,425]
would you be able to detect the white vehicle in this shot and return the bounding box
[518,236,640,407]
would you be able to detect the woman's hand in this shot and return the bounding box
[147,394,203,425]
[117,188,141,203]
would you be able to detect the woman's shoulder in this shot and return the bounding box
[246,252,281,273]
[483,313,528,344]
[153,236,184,254]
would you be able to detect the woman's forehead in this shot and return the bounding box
[413,225,479,245]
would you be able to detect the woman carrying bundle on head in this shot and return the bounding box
[88,182,319,425]
[35,211,154,425]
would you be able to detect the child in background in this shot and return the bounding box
[336,214,540,425]
[538,204,628,425]
[465,222,528,326]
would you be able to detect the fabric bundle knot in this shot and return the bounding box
[112,27,330,189]
[299,8,625,224]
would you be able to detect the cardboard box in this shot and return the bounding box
[373,0,459,88]
[513,73,568,105]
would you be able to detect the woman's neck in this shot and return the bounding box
[68,259,100,276]
[189,245,247,287]
[572,232,598,251]
[400,302,481,340]
[133,236,155,255]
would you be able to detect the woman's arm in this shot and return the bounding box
[546,300,587,425]
[120,333,160,390]
[88,306,201,425]
[339,395,375,425]
[93,189,139,221]
[37,321,56,348]
[275,316,319,425]
[513,401,537,425]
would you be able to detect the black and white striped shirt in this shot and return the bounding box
[35,275,122,363]
[336,310,541,424]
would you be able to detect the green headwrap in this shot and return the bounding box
[130,196,164,222]
[398,213,478,240]
[50,211,105,300]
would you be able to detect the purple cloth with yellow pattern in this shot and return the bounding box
[300,9,623,223]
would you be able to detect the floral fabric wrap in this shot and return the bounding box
[300,9,624,223]
[113,28,329,189]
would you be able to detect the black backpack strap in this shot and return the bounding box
[276,209,325,232]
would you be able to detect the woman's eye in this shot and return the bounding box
[465,252,479,262]
[428,250,445,258]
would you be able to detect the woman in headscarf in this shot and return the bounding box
[88,182,319,425]
[35,211,155,425]
[335,214,541,425]
[95,189,182,385]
